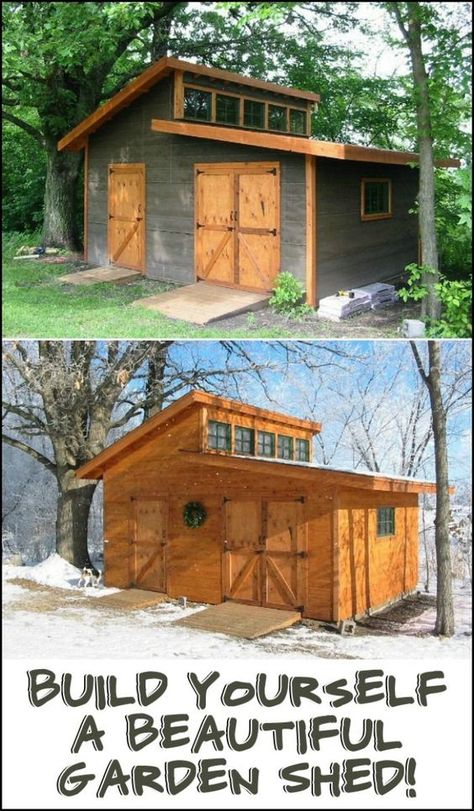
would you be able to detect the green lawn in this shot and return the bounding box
[2,253,293,339]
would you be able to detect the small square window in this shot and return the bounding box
[268,104,287,132]
[208,420,231,451]
[235,426,255,455]
[216,94,240,125]
[244,99,265,129]
[295,438,310,462]
[184,87,212,121]
[289,109,307,134]
[361,179,392,220]
[277,434,293,460]
[377,506,395,537]
[257,430,275,457]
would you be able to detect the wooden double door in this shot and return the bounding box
[131,499,167,591]
[223,498,307,611]
[195,162,280,292]
[108,163,145,272]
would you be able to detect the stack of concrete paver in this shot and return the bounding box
[317,290,371,321]
[351,282,398,309]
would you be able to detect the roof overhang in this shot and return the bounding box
[57,56,320,152]
[75,390,322,480]
[178,450,443,494]
[150,119,460,167]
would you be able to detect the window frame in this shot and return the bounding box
[257,430,276,458]
[183,86,213,122]
[208,420,232,452]
[277,434,294,460]
[360,178,392,222]
[179,81,311,136]
[295,438,310,462]
[234,425,255,456]
[376,506,396,537]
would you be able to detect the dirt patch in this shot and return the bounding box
[355,593,438,636]
[207,299,422,338]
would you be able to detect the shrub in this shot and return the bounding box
[269,272,311,319]
[399,263,472,338]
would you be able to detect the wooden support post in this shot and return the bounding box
[332,490,340,623]
[83,138,89,262]
[305,154,317,307]
[173,70,184,119]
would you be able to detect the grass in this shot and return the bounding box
[2,234,293,339]
[2,232,416,339]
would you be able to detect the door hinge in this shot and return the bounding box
[267,168,277,175]
[270,228,277,236]
[295,551,308,559]
[196,222,203,229]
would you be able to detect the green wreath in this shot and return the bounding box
[183,501,207,529]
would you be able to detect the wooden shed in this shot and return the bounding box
[58,56,458,306]
[76,391,438,621]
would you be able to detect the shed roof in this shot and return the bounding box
[57,55,320,152]
[75,390,322,479]
[75,391,442,494]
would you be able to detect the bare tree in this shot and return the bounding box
[2,341,278,568]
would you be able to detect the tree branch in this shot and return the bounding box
[2,110,44,144]
[2,434,56,474]
[410,341,430,388]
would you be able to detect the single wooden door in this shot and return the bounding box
[195,163,280,292]
[263,499,307,611]
[132,500,167,592]
[222,499,262,604]
[108,164,145,272]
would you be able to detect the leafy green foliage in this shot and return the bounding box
[399,263,472,337]
[269,272,311,318]
[2,121,46,232]
[436,168,472,278]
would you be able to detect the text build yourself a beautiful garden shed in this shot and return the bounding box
[58,57,457,305]
[76,391,439,622]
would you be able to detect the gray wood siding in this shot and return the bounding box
[87,76,306,284]
[316,158,418,299]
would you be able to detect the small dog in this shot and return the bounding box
[78,565,102,588]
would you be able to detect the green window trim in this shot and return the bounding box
[377,506,396,537]
[235,426,255,455]
[208,420,231,451]
[277,434,294,460]
[361,178,392,221]
[295,438,310,462]
[257,430,275,457]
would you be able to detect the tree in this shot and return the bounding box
[2,2,184,249]
[387,2,471,320]
[2,341,279,567]
[409,341,453,635]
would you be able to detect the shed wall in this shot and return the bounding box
[101,407,334,618]
[316,158,419,299]
[336,489,419,621]
[87,76,306,285]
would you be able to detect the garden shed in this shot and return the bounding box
[76,390,438,622]
[58,56,458,305]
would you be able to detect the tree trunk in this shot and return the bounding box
[403,4,441,320]
[56,476,97,568]
[42,142,82,250]
[427,341,454,635]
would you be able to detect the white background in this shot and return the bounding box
[3,658,472,809]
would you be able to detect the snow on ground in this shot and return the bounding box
[2,556,472,660]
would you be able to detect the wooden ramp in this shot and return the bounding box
[59,266,141,285]
[174,601,301,639]
[132,282,269,325]
[96,589,168,610]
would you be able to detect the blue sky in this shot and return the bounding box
[158,340,472,486]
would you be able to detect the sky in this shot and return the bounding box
[156,339,472,487]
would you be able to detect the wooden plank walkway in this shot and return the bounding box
[132,281,269,325]
[58,266,142,285]
[96,589,168,610]
[174,601,301,639]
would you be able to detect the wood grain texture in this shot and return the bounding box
[108,163,145,272]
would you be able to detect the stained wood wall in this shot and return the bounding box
[100,404,419,621]
[316,158,419,299]
[336,489,419,621]
[87,75,307,286]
